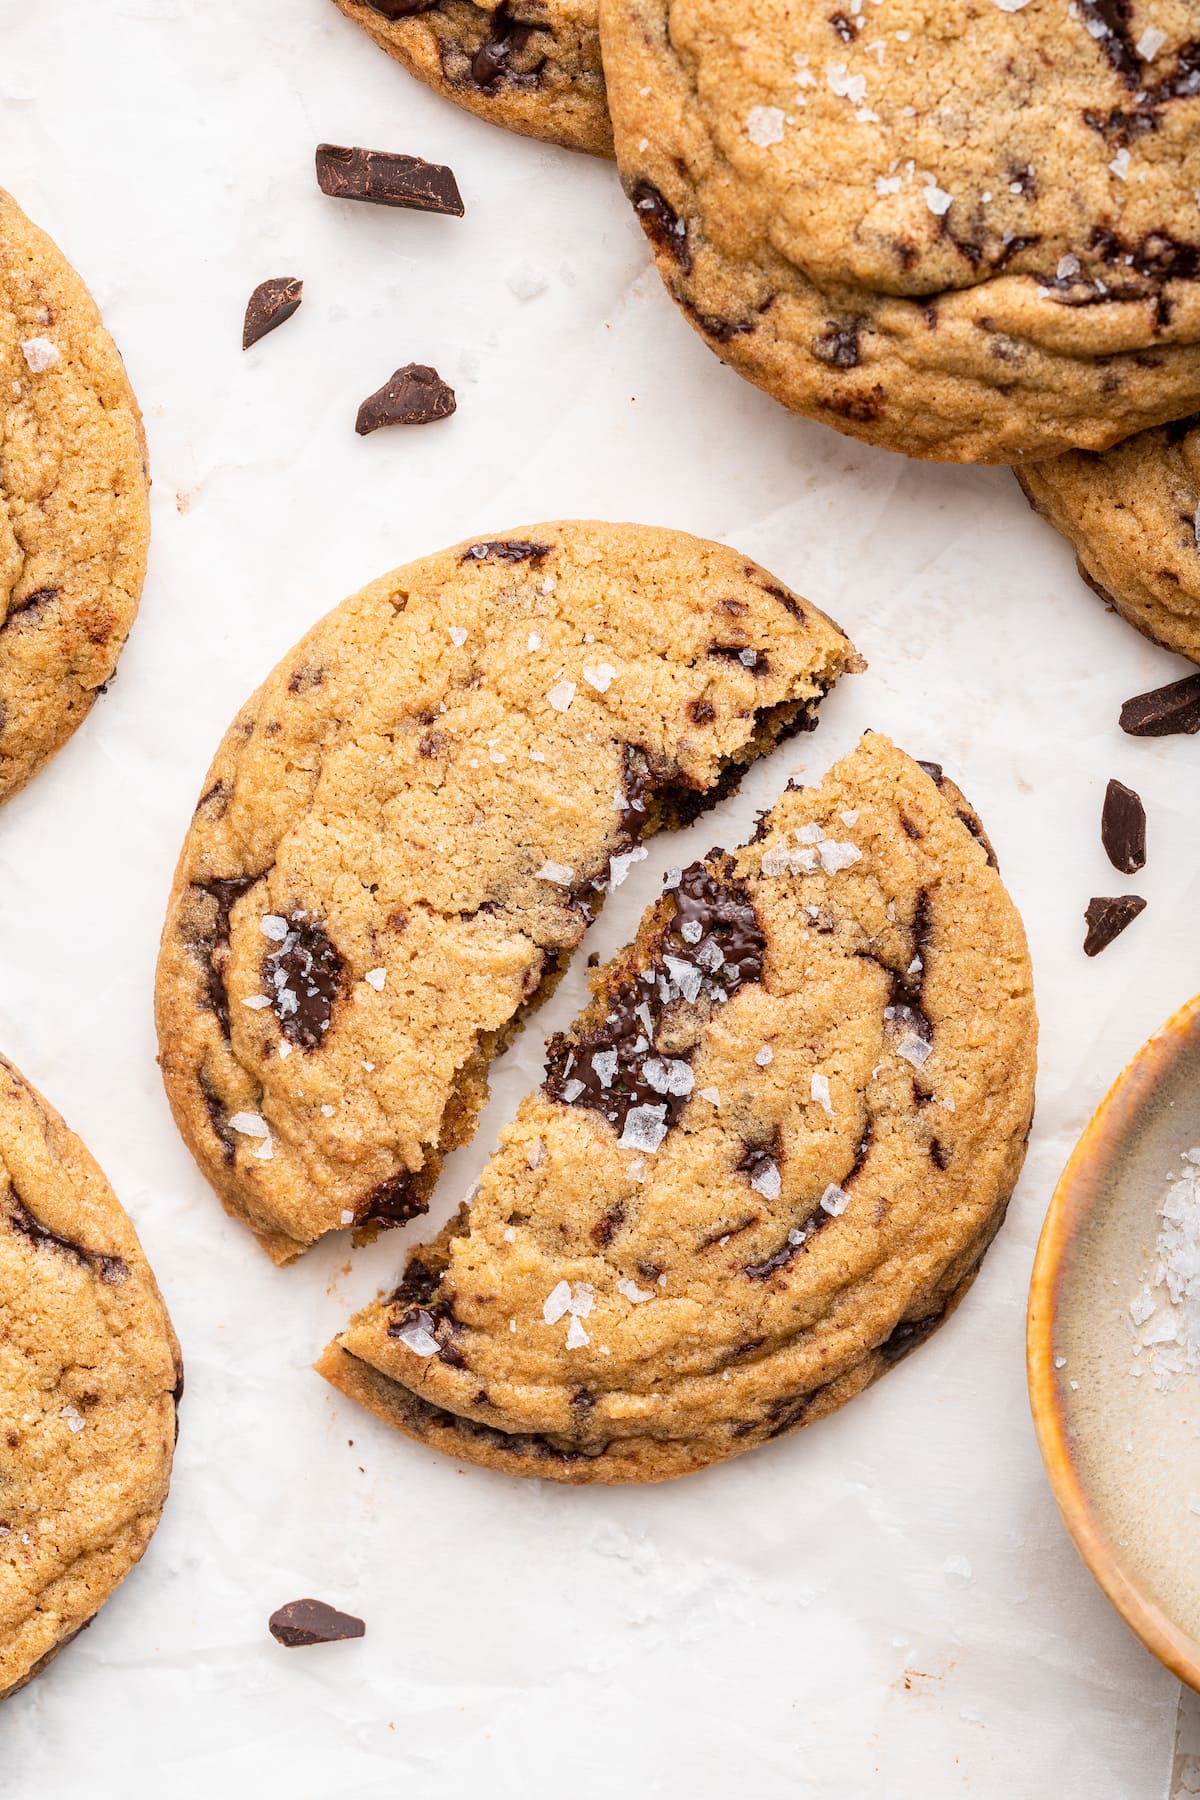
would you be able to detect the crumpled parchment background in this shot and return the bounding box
[2,3,1198,1793]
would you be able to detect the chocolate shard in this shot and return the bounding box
[1084,894,1146,957]
[269,1598,365,1648]
[356,364,456,435]
[1101,779,1146,874]
[315,143,464,216]
[242,276,303,351]
[1119,673,1200,737]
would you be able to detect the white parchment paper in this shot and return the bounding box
[2,3,1198,1793]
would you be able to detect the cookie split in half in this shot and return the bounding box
[1019,416,1200,666]
[156,522,859,1264]
[318,735,1037,1484]
[598,1,1200,463]
[0,1056,180,1698]
[0,190,150,803]
[329,0,612,158]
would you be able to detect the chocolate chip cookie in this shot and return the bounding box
[156,522,858,1265]
[0,190,150,803]
[330,0,612,157]
[317,734,1036,1483]
[597,1,1200,463]
[1019,416,1200,664]
[0,1056,180,1697]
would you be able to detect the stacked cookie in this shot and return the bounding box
[333,1,1200,658]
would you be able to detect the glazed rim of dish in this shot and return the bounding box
[1027,992,1200,1694]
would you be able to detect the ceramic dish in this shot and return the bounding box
[1029,993,1200,1692]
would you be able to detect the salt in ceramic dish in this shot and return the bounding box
[1028,993,1200,1692]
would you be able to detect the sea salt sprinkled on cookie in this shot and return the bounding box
[1110,147,1131,181]
[755,1045,774,1067]
[20,336,59,372]
[229,1111,270,1138]
[60,1405,85,1434]
[619,1103,669,1153]
[746,105,785,146]
[812,1072,834,1115]
[261,916,289,941]
[397,1312,441,1357]
[448,626,468,647]
[582,663,616,692]
[546,679,576,712]
[364,967,386,990]
[609,846,647,888]
[750,1159,781,1200]
[1137,24,1166,57]
[819,839,861,874]
[536,860,574,885]
[820,1183,851,1215]
[617,1277,655,1303]
[923,183,953,216]
[897,1035,933,1068]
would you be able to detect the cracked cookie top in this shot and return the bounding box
[0,190,149,803]
[0,1056,179,1698]
[319,734,1036,1484]
[598,0,1200,461]
[330,0,613,157]
[155,522,857,1263]
[1020,413,1200,663]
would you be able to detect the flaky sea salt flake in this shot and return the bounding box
[747,104,785,146]
[20,337,59,372]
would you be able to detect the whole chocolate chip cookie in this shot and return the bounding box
[317,734,1036,1483]
[1019,416,1200,664]
[155,522,859,1265]
[0,191,150,802]
[329,0,612,157]
[0,1056,180,1696]
[598,0,1200,463]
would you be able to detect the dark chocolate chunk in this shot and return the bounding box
[627,180,692,273]
[543,858,764,1140]
[268,1599,365,1648]
[356,364,456,434]
[315,144,464,216]
[264,917,344,1048]
[242,277,303,351]
[6,1189,126,1285]
[4,586,58,625]
[460,540,550,565]
[1084,893,1146,956]
[1101,779,1146,873]
[1119,673,1200,737]
[360,1168,423,1227]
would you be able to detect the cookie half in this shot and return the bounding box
[156,522,858,1264]
[330,0,612,158]
[597,0,1200,463]
[1019,416,1200,665]
[0,190,150,803]
[318,734,1036,1484]
[0,1056,180,1697]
